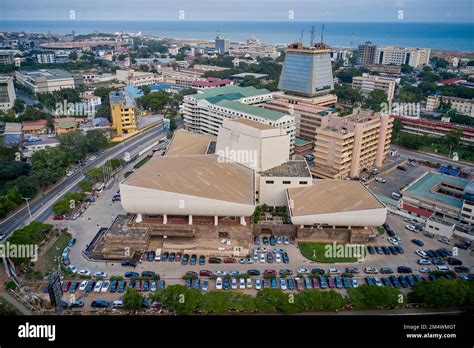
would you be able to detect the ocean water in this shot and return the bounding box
[1,20,473,51]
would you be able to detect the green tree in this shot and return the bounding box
[347,285,404,309]
[409,278,472,307]
[122,288,144,313]
[444,129,462,157]
[364,89,388,112]
[78,180,93,192]
[161,285,202,315]
[13,99,25,114]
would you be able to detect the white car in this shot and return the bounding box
[101,281,110,292]
[275,254,282,263]
[256,247,267,253]
[239,278,246,289]
[150,281,157,292]
[351,278,359,288]
[215,270,226,276]
[78,269,90,276]
[438,237,450,245]
[94,281,103,292]
[405,224,417,232]
[231,278,238,290]
[417,258,432,265]
[374,277,383,287]
[419,266,431,273]
[94,271,107,278]
[328,268,340,275]
[246,278,252,289]
[216,277,223,290]
[66,171,73,177]
[388,237,400,245]
[436,266,451,271]
[255,278,262,290]
[259,254,266,263]
[280,278,287,290]
[297,268,310,274]
[79,280,88,291]
[67,265,78,273]
[416,250,428,257]
[364,267,378,274]
[375,177,386,183]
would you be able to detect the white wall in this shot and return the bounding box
[259,176,311,206]
[120,184,255,217]
[289,207,387,227]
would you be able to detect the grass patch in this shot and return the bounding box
[298,242,358,263]
[377,227,385,235]
[33,232,71,274]
[0,296,21,315]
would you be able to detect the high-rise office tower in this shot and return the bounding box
[215,35,230,54]
[357,41,376,66]
[278,42,334,98]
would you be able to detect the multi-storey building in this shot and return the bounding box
[109,91,137,135]
[0,76,16,111]
[374,46,430,68]
[262,98,336,143]
[311,109,393,179]
[215,35,230,54]
[182,85,296,151]
[36,53,56,64]
[426,95,474,117]
[352,75,397,100]
[15,69,81,94]
[357,41,377,66]
[396,116,474,146]
[116,69,163,87]
[401,171,474,238]
[278,42,334,98]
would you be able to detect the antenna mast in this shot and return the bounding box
[320,24,325,43]
[310,26,315,46]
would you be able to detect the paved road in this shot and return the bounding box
[0,123,168,237]
[390,145,474,172]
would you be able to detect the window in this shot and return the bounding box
[299,181,308,184]
[265,181,274,184]
[282,181,291,184]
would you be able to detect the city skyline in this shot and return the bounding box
[0,0,473,22]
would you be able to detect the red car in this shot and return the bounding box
[223,258,237,264]
[135,280,142,292]
[295,278,305,291]
[175,252,182,262]
[199,270,213,277]
[264,269,277,275]
[62,256,70,266]
[328,277,336,289]
[53,215,64,220]
[312,277,320,289]
[290,236,296,245]
[61,280,71,292]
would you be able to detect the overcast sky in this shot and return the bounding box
[0,0,472,22]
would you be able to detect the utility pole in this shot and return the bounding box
[22,197,32,219]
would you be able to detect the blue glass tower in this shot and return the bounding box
[278,43,334,97]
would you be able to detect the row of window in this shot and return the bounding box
[265,180,308,185]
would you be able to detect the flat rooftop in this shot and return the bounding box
[262,160,311,178]
[215,100,287,122]
[288,180,385,216]
[122,155,254,205]
[18,69,73,80]
[402,171,469,209]
[165,130,216,156]
[193,85,271,101]
[229,118,276,130]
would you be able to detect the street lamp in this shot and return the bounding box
[22,197,32,219]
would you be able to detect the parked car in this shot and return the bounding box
[297,268,310,274]
[199,270,213,277]
[208,257,222,264]
[447,258,463,266]
[216,278,223,290]
[411,239,424,247]
[423,232,435,238]
[247,269,261,276]
[181,254,189,265]
[380,267,393,274]
[69,300,84,308]
[254,236,260,245]
[367,246,375,255]
[223,257,236,264]
[91,300,110,308]
[328,268,340,275]
[124,271,139,278]
[286,278,295,290]
[67,238,76,247]
[364,267,377,274]
[397,266,413,274]
[94,281,103,292]
[311,268,326,275]
[189,254,197,265]
[199,255,206,265]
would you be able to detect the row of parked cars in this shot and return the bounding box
[253,235,295,246]
[367,245,404,256]
[59,278,166,294]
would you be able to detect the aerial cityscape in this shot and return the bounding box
[0,0,472,345]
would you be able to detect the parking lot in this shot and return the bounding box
[368,163,430,199]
